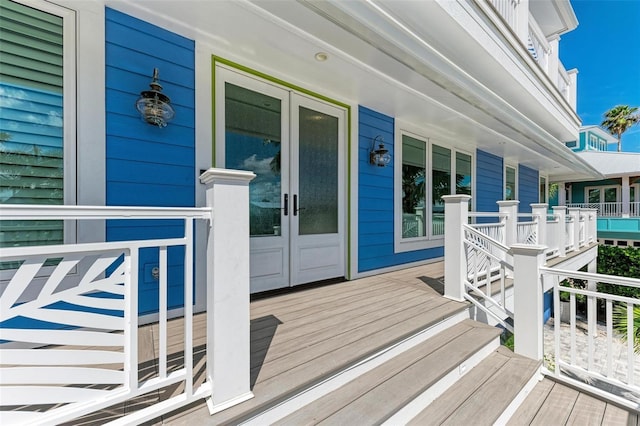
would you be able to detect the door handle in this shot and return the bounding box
[293,194,306,216]
[283,194,289,216]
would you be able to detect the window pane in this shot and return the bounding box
[588,189,600,203]
[539,177,546,203]
[505,166,516,200]
[432,145,450,236]
[298,106,338,235]
[402,135,426,238]
[224,83,282,237]
[0,0,64,250]
[604,187,617,203]
[455,152,472,196]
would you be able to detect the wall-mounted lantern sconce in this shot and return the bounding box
[369,135,391,167]
[135,68,175,128]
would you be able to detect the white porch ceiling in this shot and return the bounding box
[107,0,600,181]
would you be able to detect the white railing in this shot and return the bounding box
[468,212,508,245]
[528,14,549,72]
[546,214,562,259]
[541,267,640,410]
[567,202,624,217]
[462,224,514,331]
[0,169,256,425]
[0,206,210,425]
[516,214,538,245]
[558,62,571,102]
[632,202,640,217]
[579,214,586,246]
[489,0,518,30]
[565,215,575,251]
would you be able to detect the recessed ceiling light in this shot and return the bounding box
[314,52,328,62]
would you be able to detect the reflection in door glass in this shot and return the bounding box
[588,189,600,203]
[298,106,338,235]
[604,188,617,203]
[225,83,282,237]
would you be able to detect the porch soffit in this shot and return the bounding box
[253,0,593,177]
[105,0,598,180]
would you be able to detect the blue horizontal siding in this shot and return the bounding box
[476,149,503,213]
[518,165,538,213]
[105,8,195,314]
[357,106,443,273]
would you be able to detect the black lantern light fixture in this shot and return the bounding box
[369,135,391,167]
[135,68,175,128]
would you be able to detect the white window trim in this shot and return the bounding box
[585,185,621,203]
[393,127,474,253]
[504,164,518,201]
[539,175,548,203]
[1,1,105,281]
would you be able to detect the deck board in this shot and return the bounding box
[565,392,607,425]
[411,347,514,426]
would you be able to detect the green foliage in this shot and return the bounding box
[612,305,640,354]
[596,246,640,298]
[501,331,514,351]
[601,105,640,152]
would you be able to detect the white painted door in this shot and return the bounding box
[290,94,345,286]
[216,67,345,293]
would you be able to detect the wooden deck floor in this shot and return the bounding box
[62,258,638,425]
[169,262,468,425]
[509,378,639,426]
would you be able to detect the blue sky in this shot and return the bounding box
[559,0,640,152]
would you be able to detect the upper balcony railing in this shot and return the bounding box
[487,0,576,109]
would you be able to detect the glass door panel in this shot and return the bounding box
[297,106,338,235]
[604,187,618,203]
[224,83,282,237]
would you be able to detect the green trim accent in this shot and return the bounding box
[212,55,352,279]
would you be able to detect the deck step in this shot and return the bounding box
[244,319,502,425]
[402,346,541,425]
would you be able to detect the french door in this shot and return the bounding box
[216,67,346,293]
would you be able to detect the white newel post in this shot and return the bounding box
[443,195,471,302]
[552,206,566,257]
[200,168,256,413]
[622,176,630,217]
[586,208,598,243]
[511,244,547,361]
[531,203,548,247]
[568,208,580,251]
[497,200,519,247]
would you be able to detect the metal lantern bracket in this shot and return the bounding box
[135,68,175,128]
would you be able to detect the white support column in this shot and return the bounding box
[568,207,580,252]
[622,176,631,218]
[515,0,530,45]
[553,206,566,257]
[511,244,547,361]
[531,203,548,247]
[498,200,519,247]
[586,208,598,243]
[558,182,567,206]
[567,69,578,111]
[443,195,471,302]
[547,36,560,86]
[200,168,256,413]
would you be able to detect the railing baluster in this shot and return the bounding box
[587,295,594,371]
[606,299,613,377]
[184,218,194,396]
[570,293,576,365]
[628,303,635,386]
[159,245,168,379]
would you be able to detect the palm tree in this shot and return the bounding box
[601,105,640,152]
